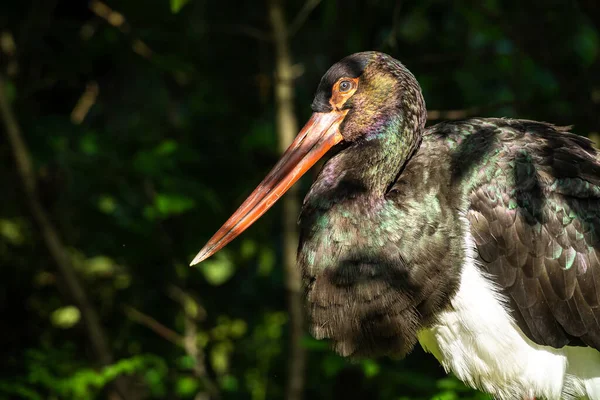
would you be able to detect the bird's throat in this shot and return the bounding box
[322,116,420,198]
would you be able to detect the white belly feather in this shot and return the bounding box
[417,225,600,400]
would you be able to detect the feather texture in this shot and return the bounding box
[418,118,600,349]
[296,52,600,398]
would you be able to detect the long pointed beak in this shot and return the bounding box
[190,111,346,266]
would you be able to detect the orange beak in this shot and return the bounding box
[190,111,346,266]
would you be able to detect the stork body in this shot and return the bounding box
[301,115,600,399]
[192,52,600,399]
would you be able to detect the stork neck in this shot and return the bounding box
[328,116,421,198]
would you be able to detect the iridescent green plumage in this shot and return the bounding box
[193,51,600,398]
[298,53,600,356]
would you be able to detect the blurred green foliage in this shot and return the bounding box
[0,0,598,399]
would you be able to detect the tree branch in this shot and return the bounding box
[287,0,322,38]
[0,75,110,364]
[124,305,183,345]
[70,81,99,124]
[0,75,133,399]
[167,286,219,399]
[89,0,154,59]
[268,2,306,400]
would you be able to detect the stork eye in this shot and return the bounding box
[339,80,353,93]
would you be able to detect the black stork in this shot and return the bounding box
[191,52,600,399]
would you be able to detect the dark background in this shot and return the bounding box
[1,0,598,399]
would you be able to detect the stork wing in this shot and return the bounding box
[465,122,600,350]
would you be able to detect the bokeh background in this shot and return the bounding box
[1,0,599,399]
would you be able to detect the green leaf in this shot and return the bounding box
[155,139,178,155]
[199,252,235,285]
[210,342,233,374]
[0,382,42,400]
[0,219,25,245]
[257,248,275,276]
[361,359,380,378]
[97,195,117,214]
[144,368,166,397]
[170,0,190,13]
[219,375,239,392]
[86,256,117,276]
[155,193,196,216]
[176,376,199,397]
[51,306,81,329]
[432,391,459,400]
[79,132,99,155]
[230,319,247,338]
[436,377,462,390]
[177,355,196,370]
[301,335,329,351]
[240,239,257,260]
[322,355,346,377]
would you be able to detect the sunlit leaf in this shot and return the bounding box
[0,219,24,245]
[240,239,257,260]
[437,377,463,390]
[257,248,275,276]
[589,132,600,148]
[114,273,131,289]
[265,312,286,339]
[86,256,116,276]
[210,342,232,374]
[362,359,380,378]
[175,376,198,397]
[97,195,117,214]
[155,193,196,216]
[177,355,196,370]
[230,319,247,338]
[244,368,265,400]
[199,252,235,285]
[197,331,209,347]
[51,306,81,329]
[170,0,190,13]
[212,317,230,340]
[183,296,199,318]
[432,391,459,400]
[301,335,329,351]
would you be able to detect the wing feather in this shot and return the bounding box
[457,119,600,350]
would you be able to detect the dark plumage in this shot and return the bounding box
[452,119,600,349]
[295,53,600,357]
[193,51,600,399]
